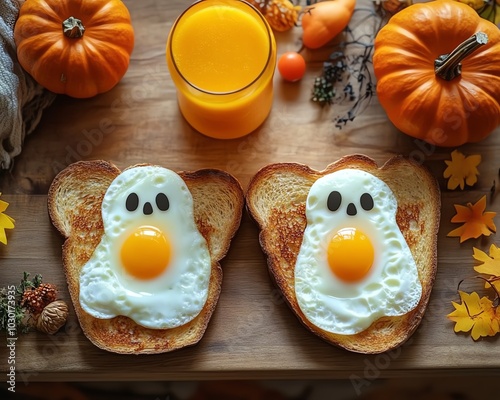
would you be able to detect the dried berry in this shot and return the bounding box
[21,283,58,315]
[246,0,301,32]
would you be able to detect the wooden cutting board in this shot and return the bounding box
[1,0,500,382]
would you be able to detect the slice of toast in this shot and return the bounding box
[246,155,440,354]
[48,160,244,354]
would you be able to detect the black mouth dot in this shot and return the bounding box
[346,203,357,216]
[143,202,153,215]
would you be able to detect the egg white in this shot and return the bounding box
[294,169,422,335]
[79,166,211,329]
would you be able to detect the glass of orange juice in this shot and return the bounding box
[166,0,277,139]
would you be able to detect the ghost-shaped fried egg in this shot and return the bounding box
[79,165,211,329]
[294,169,422,335]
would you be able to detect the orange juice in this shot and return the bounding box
[166,0,276,139]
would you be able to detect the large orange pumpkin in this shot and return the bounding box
[14,0,134,98]
[373,0,500,147]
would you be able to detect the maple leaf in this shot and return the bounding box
[447,195,496,243]
[447,291,500,340]
[443,150,481,190]
[473,245,500,292]
[0,193,15,245]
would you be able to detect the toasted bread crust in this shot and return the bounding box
[48,161,244,354]
[246,154,440,354]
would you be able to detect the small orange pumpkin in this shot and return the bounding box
[301,0,356,49]
[373,0,500,147]
[14,0,134,98]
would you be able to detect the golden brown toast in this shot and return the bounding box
[246,155,440,354]
[48,160,244,354]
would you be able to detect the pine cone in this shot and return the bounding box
[21,283,58,315]
[36,300,69,335]
[247,0,301,32]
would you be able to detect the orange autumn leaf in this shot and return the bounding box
[447,195,496,243]
[443,149,481,190]
[447,290,500,340]
[473,245,500,292]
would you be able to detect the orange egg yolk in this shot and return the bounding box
[327,227,374,283]
[120,226,171,280]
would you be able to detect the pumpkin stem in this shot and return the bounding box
[435,32,488,81]
[62,17,85,39]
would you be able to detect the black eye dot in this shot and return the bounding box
[327,191,342,212]
[360,193,374,211]
[126,193,139,212]
[156,193,169,211]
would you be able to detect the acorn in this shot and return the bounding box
[35,300,69,335]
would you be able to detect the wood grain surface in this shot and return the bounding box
[1,0,500,381]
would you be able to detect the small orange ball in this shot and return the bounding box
[277,51,306,82]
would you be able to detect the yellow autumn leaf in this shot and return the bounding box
[443,149,481,190]
[0,193,15,245]
[448,291,500,340]
[473,245,500,292]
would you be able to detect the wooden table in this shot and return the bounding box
[1,0,500,382]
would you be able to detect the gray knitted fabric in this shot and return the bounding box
[0,0,56,169]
